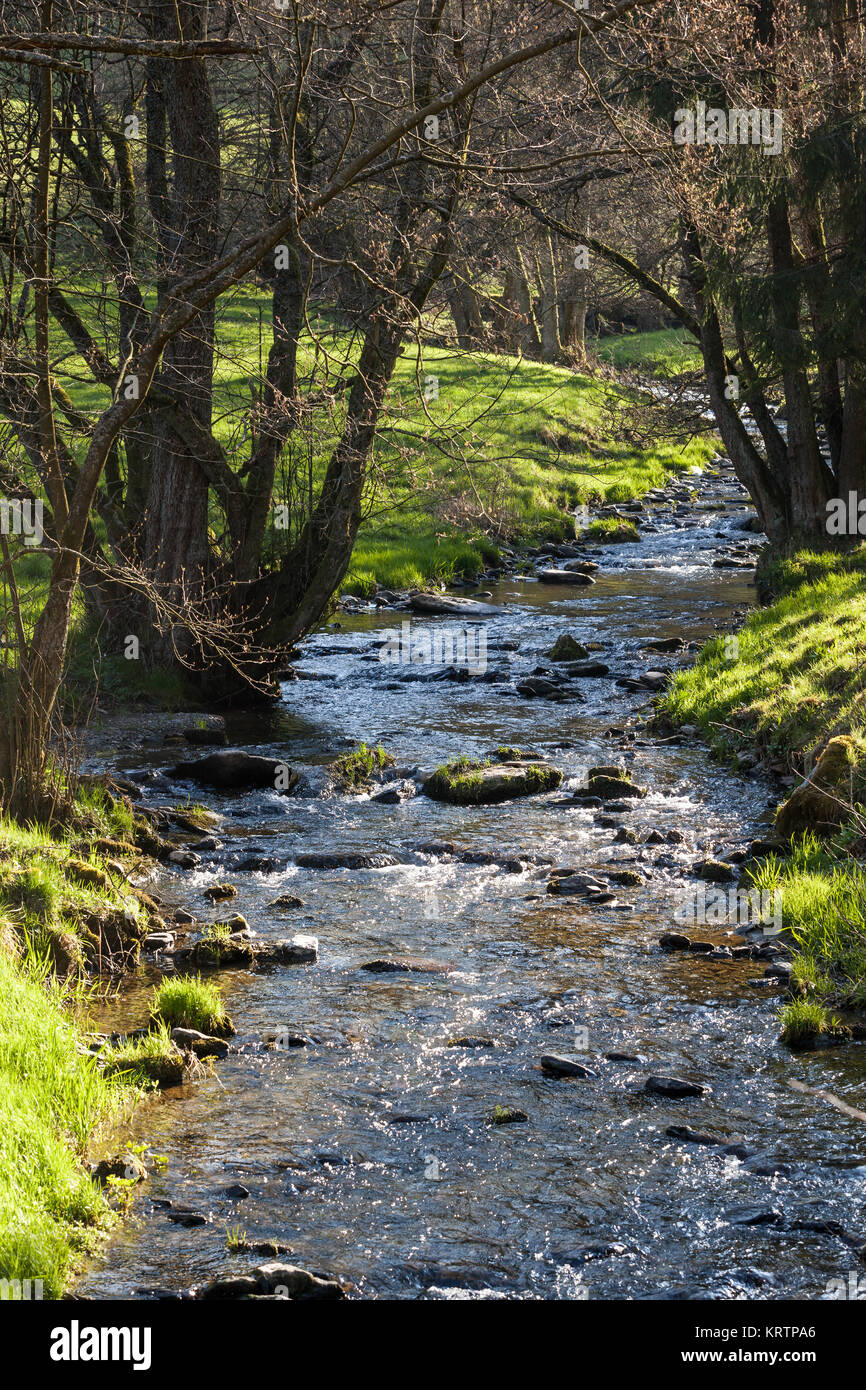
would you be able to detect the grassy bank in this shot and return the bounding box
[661,549,866,763]
[660,547,866,1041]
[0,792,171,1296]
[0,944,137,1297]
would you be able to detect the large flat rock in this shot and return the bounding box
[410,591,503,617]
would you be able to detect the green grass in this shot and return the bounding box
[778,997,842,1048]
[662,549,866,1035]
[592,327,704,377]
[660,548,866,763]
[37,283,715,609]
[150,974,233,1038]
[748,835,866,1016]
[0,944,137,1297]
[585,517,641,542]
[101,1021,190,1089]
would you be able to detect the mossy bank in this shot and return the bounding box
[0,784,210,1297]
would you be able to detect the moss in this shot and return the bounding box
[586,518,640,543]
[548,635,590,662]
[204,883,238,902]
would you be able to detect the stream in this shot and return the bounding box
[76,459,866,1301]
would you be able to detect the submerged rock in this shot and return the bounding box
[360,956,454,975]
[537,568,596,586]
[296,851,399,869]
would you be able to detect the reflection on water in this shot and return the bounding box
[77,472,866,1300]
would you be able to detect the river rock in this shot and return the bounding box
[588,770,646,799]
[665,1125,724,1147]
[645,1075,711,1098]
[548,635,590,662]
[423,760,563,805]
[515,677,568,700]
[537,569,596,586]
[659,932,691,951]
[370,780,416,804]
[92,1152,148,1184]
[249,1262,346,1300]
[295,851,400,869]
[143,932,175,951]
[410,592,502,617]
[642,637,685,653]
[696,859,737,882]
[563,660,610,678]
[170,1028,230,1059]
[198,1276,261,1300]
[540,1054,597,1079]
[361,956,454,975]
[170,751,299,792]
[173,933,318,969]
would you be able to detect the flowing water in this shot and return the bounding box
[77,464,866,1301]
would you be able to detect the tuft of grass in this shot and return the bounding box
[749,836,866,1016]
[585,517,640,543]
[779,998,841,1048]
[331,742,395,792]
[150,974,234,1038]
[102,1022,192,1089]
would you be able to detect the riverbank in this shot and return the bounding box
[0,787,231,1297]
[660,547,866,1046]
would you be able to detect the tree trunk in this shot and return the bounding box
[141,1,221,665]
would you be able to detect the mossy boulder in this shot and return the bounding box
[423,758,563,805]
[548,635,590,663]
[204,883,238,902]
[775,736,860,838]
[596,522,640,544]
[585,766,646,800]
